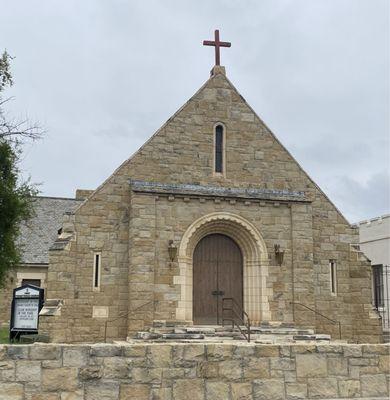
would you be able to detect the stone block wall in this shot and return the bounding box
[0,343,389,399]
[40,196,130,343]
[39,68,382,343]
[0,272,15,328]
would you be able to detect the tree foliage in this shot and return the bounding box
[0,51,40,287]
[0,143,37,285]
[0,51,13,91]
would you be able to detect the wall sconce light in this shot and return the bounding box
[274,244,284,266]
[168,240,177,262]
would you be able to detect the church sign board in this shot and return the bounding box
[10,284,44,341]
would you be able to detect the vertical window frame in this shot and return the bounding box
[93,252,101,291]
[213,123,226,177]
[329,259,337,296]
[372,264,384,308]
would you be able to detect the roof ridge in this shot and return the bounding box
[72,72,220,213]
[220,73,351,226]
[32,195,81,201]
[68,70,352,226]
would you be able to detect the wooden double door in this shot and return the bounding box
[193,234,243,325]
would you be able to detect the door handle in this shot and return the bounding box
[212,290,225,296]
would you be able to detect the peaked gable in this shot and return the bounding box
[77,69,349,224]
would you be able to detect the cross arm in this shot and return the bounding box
[203,40,231,48]
[219,41,231,48]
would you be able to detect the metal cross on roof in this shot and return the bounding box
[203,29,231,66]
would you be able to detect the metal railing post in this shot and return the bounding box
[222,297,251,342]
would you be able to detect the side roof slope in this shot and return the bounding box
[18,196,82,264]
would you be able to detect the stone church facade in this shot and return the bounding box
[40,66,382,343]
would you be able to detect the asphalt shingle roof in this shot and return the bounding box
[18,196,82,264]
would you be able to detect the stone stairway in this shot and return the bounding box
[130,321,333,344]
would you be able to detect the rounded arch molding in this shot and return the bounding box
[174,212,272,324]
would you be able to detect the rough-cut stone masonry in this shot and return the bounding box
[39,67,382,344]
[0,343,389,399]
[0,273,15,328]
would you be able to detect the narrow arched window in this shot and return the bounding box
[93,252,101,291]
[215,124,224,173]
[329,259,337,295]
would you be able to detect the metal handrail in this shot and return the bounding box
[104,300,154,342]
[290,301,342,339]
[227,306,251,342]
[232,297,250,321]
[222,297,251,342]
[223,297,250,321]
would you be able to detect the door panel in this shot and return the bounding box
[193,236,218,324]
[217,236,243,320]
[193,234,243,324]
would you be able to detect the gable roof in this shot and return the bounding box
[76,68,350,225]
[18,196,82,264]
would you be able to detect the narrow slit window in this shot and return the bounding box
[93,253,101,289]
[372,265,384,308]
[215,125,224,173]
[330,260,337,295]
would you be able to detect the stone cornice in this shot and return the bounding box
[129,180,309,203]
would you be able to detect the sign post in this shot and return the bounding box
[10,284,44,341]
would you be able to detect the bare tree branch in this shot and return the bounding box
[0,97,44,144]
[0,51,44,145]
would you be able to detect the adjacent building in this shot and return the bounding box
[355,214,390,340]
[0,196,82,327]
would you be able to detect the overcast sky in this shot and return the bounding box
[0,0,389,223]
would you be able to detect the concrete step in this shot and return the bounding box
[293,334,331,341]
[162,333,205,340]
[175,327,216,334]
[248,327,315,335]
[169,325,315,336]
[133,324,331,344]
[151,320,297,329]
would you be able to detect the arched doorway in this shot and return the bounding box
[175,212,271,325]
[193,234,243,324]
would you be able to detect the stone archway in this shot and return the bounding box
[174,212,270,325]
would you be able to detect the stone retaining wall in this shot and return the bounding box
[0,343,389,399]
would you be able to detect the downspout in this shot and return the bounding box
[290,203,295,320]
[153,195,158,323]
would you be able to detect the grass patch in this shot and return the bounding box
[0,326,9,344]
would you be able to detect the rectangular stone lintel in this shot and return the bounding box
[129,180,309,203]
